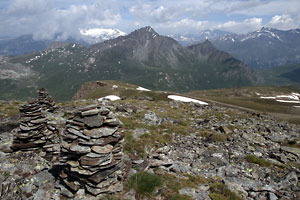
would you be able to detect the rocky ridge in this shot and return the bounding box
[0,87,299,199]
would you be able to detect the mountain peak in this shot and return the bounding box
[202,39,214,46]
[133,26,158,35]
[258,27,275,32]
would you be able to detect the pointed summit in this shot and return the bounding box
[188,39,218,56]
[202,39,214,46]
[136,26,157,34]
[129,26,159,40]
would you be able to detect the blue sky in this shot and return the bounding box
[0,0,299,40]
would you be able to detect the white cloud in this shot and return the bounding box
[216,17,262,34]
[228,0,300,16]
[130,4,179,23]
[155,19,209,34]
[1,0,300,38]
[0,0,122,40]
[7,0,52,16]
[267,14,299,30]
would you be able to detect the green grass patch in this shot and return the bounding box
[123,132,146,157]
[161,173,208,199]
[246,155,272,167]
[282,140,300,149]
[0,101,21,119]
[127,172,163,198]
[209,182,243,200]
[169,194,194,200]
[287,118,300,125]
[211,133,228,142]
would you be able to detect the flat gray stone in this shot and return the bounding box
[91,145,113,154]
[67,128,90,140]
[80,153,112,166]
[70,167,97,176]
[74,114,103,128]
[83,127,117,138]
[81,109,99,116]
[88,162,122,183]
[69,144,91,154]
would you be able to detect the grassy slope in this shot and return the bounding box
[187,86,300,124]
[79,80,170,101]
[73,79,300,124]
[259,63,300,85]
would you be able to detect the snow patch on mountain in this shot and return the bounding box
[259,92,300,104]
[168,95,208,105]
[98,95,121,101]
[80,28,126,44]
[136,86,151,92]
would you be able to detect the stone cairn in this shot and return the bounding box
[59,104,125,197]
[11,89,59,159]
[12,99,48,151]
[38,88,56,112]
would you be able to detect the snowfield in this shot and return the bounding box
[98,95,121,101]
[276,100,300,104]
[136,86,151,91]
[260,92,300,103]
[260,96,276,99]
[80,28,126,38]
[276,95,299,100]
[167,95,208,105]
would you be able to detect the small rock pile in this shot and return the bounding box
[59,104,125,197]
[38,88,56,112]
[12,99,49,151]
[12,89,59,157]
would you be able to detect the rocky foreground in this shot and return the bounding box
[0,93,299,199]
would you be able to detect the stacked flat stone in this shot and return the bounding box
[59,104,125,197]
[12,89,59,157]
[12,99,48,151]
[42,123,60,160]
[38,88,56,112]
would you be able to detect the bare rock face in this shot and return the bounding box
[59,104,125,197]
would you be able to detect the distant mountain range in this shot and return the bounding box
[169,30,232,46]
[0,28,127,56]
[171,27,300,69]
[1,27,300,69]
[0,35,53,55]
[0,27,260,101]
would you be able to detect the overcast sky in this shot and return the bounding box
[0,0,300,40]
